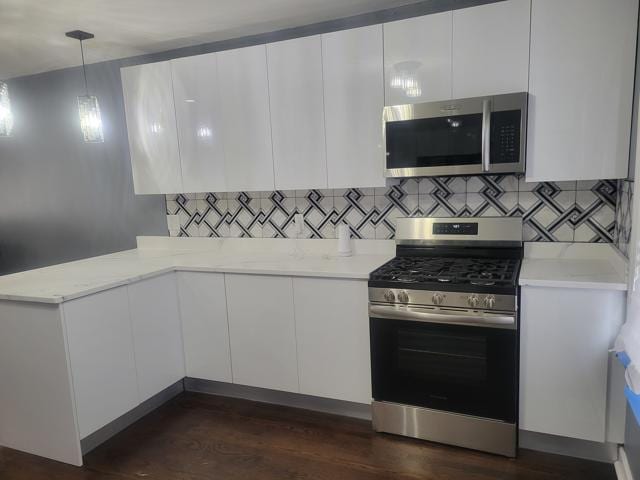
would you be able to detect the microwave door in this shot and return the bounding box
[384,113,485,177]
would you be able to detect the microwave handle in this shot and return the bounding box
[481,98,492,172]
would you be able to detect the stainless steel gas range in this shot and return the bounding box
[368,216,523,457]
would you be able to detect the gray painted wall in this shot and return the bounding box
[0,0,499,275]
[0,61,167,275]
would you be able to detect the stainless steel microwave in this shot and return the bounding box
[383,92,528,178]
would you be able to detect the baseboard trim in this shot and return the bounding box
[183,378,372,420]
[79,378,623,466]
[615,446,634,480]
[80,380,184,455]
[519,430,618,463]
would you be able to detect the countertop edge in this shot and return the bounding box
[0,261,383,304]
[519,278,628,291]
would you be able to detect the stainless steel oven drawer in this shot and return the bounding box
[372,401,517,457]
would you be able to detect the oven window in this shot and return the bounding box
[385,113,482,169]
[397,330,487,386]
[370,317,517,422]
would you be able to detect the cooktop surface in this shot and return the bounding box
[369,255,521,293]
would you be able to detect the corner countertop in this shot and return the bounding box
[519,243,628,291]
[0,238,627,304]
[0,237,395,304]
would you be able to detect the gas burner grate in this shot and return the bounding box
[371,256,520,288]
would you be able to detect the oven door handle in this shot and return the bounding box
[369,304,515,329]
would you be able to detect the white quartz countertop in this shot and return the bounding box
[519,243,628,291]
[0,237,395,304]
[0,238,628,304]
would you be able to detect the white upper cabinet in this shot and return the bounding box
[217,45,275,191]
[267,35,328,190]
[527,0,638,182]
[121,62,183,194]
[383,11,453,105]
[322,25,386,188]
[452,0,530,98]
[171,53,227,193]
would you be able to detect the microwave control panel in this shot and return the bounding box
[491,110,521,165]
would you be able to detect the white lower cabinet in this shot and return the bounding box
[62,286,139,439]
[520,286,625,442]
[225,274,299,392]
[128,273,185,402]
[177,272,232,382]
[293,278,371,404]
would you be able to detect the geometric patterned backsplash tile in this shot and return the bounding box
[166,174,624,245]
[616,179,633,257]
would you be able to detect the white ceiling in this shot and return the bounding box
[0,0,422,80]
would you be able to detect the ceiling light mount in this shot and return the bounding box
[65,30,95,41]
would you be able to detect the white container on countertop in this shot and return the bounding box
[337,224,352,257]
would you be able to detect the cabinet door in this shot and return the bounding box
[267,35,328,190]
[527,0,637,181]
[171,53,226,192]
[383,11,452,105]
[452,0,530,98]
[121,62,182,193]
[218,45,275,191]
[177,272,232,382]
[322,25,385,189]
[63,287,138,438]
[293,278,371,404]
[520,286,625,442]
[225,274,298,392]
[128,273,185,402]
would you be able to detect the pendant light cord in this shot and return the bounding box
[80,39,89,96]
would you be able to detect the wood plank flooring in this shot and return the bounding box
[0,392,617,479]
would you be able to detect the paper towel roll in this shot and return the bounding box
[337,223,352,257]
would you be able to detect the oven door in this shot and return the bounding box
[383,92,527,178]
[369,305,518,423]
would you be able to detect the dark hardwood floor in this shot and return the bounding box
[0,392,616,479]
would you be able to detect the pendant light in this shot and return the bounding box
[66,30,104,143]
[0,81,13,137]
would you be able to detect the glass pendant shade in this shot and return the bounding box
[0,81,14,137]
[78,94,104,143]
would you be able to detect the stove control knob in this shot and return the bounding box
[484,295,496,309]
[398,290,409,303]
[432,292,445,305]
[383,290,396,303]
[467,294,480,308]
